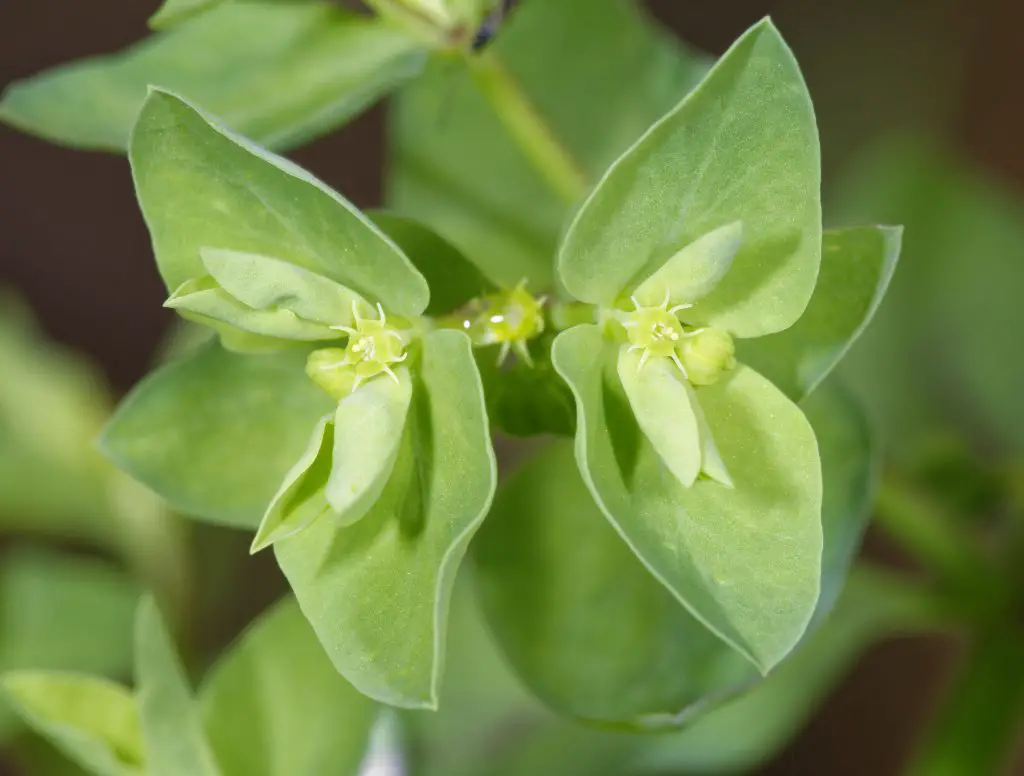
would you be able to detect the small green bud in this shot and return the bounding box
[306,348,356,401]
[679,328,736,386]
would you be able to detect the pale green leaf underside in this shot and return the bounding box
[200,599,377,776]
[558,19,821,337]
[740,226,902,402]
[129,89,428,318]
[2,672,143,776]
[475,441,755,727]
[252,414,334,553]
[2,2,424,153]
[134,598,222,776]
[631,220,743,307]
[275,330,496,708]
[101,341,331,529]
[552,325,822,672]
[200,247,368,328]
[389,0,711,287]
[327,369,412,523]
[617,349,701,488]
[166,279,340,342]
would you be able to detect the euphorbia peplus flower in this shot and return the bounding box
[598,220,745,489]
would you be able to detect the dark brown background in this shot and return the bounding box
[1,1,1022,774]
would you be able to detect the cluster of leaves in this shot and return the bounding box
[0,0,916,773]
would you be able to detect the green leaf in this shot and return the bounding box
[557,18,821,338]
[2,673,143,776]
[1,3,424,153]
[130,89,429,320]
[166,279,341,342]
[275,330,496,708]
[552,325,822,672]
[389,0,711,286]
[252,415,333,552]
[0,296,113,542]
[617,349,701,489]
[804,382,880,627]
[199,247,368,327]
[631,221,743,306]
[149,0,223,29]
[475,441,755,727]
[740,226,902,402]
[370,212,496,316]
[134,597,222,776]
[101,340,331,529]
[200,598,378,776]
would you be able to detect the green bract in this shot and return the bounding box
[1,3,424,153]
[4,598,377,776]
[552,20,826,673]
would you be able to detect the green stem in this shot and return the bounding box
[904,629,1024,776]
[874,475,1001,602]
[467,51,589,205]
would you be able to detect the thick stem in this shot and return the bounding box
[904,629,1024,776]
[467,51,588,205]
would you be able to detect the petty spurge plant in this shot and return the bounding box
[3,0,1022,774]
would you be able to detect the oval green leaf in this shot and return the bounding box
[557,18,821,337]
[552,325,822,672]
[134,598,222,776]
[740,226,903,402]
[251,414,334,553]
[149,0,223,29]
[200,598,378,776]
[475,441,755,727]
[129,89,429,318]
[166,279,340,342]
[275,330,496,708]
[631,221,743,306]
[199,247,369,328]
[1,3,424,153]
[100,341,332,529]
[2,673,142,776]
[617,348,701,489]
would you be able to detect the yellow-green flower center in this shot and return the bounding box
[306,302,408,400]
[467,281,547,365]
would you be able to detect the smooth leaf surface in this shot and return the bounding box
[130,89,429,318]
[475,441,755,727]
[390,0,710,286]
[252,415,334,552]
[558,19,821,337]
[617,349,701,489]
[276,330,496,708]
[3,673,143,776]
[2,3,424,152]
[552,325,822,672]
[370,212,496,316]
[134,598,222,776]
[325,369,412,523]
[631,221,744,306]
[200,247,368,327]
[201,598,378,776]
[166,279,340,342]
[102,340,331,529]
[740,226,902,402]
[804,382,879,626]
